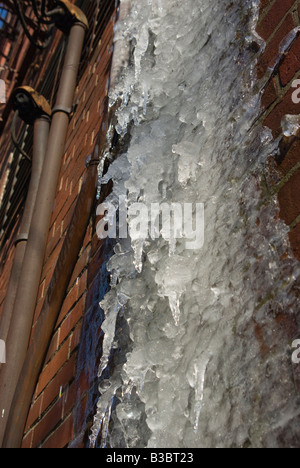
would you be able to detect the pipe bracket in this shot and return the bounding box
[14,233,29,246]
[52,105,73,117]
[85,155,100,168]
[13,87,51,125]
[52,0,89,33]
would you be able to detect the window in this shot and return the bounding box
[0,0,116,251]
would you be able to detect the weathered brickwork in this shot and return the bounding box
[0,1,115,448]
[0,0,299,449]
[21,22,115,448]
[258,0,300,259]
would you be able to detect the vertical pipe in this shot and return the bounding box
[0,116,50,347]
[0,21,87,447]
[2,102,113,449]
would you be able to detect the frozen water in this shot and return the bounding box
[281,114,300,137]
[90,0,300,448]
[279,26,300,56]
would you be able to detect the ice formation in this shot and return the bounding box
[281,114,300,137]
[90,0,300,448]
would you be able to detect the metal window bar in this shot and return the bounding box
[0,0,116,249]
[0,125,32,249]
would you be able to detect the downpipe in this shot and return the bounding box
[2,100,115,449]
[0,89,51,349]
[0,8,88,447]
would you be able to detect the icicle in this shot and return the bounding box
[90,0,300,449]
[281,114,300,137]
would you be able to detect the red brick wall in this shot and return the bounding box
[258,0,300,259]
[1,0,300,449]
[0,0,116,448]
[23,0,300,448]
[20,17,115,447]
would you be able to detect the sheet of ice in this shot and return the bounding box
[90,0,300,448]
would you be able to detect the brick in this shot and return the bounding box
[48,201,68,238]
[82,223,92,250]
[260,0,273,14]
[63,381,78,417]
[25,392,44,431]
[36,338,71,395]
[73,393,88,436]
[86,273,103,312]
[30,381,77,446]
[279,35,300,86]
[22,430,33,449]
[257,0,295,41]
[91,229,103,255]
[57,283,79,328]
[78,269,88,298]
[51,188,69,226]
[262,86,300,138]
[32,398,64,447]
[33,271,55,323]
[261,77,278,109]
[33,298,44,325]
[289,222,300,260]
[87,241,107,285]
[257,13,295,79]
[45,329,60,364]
[278,138,300,173]
[35,353,77,415]
[59,296,85,347]
[70,321,83,354]
[41,414,74,449]
[278,168,300,225]
[44,223,64,260]
[69,244,91,289]
[42,239,63,280]
[76,368,91,396]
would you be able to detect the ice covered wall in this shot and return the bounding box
[90,0,300,448]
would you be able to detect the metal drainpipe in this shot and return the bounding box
[2,100,116,449]
[0,8,88,447]
[0,88,51,348]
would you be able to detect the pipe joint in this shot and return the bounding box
[52,0,89,33]
[85,155,100,168]
[52,104,73,117]
[13,87,51,125]
[14,234,29,247]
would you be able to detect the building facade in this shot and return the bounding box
[0,0,299,449]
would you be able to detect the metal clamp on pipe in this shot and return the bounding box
[51,0,89,33]
[85,154,101,168]
[13,86,52,125]
[14,234,29,246]
[51,104,73,117]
